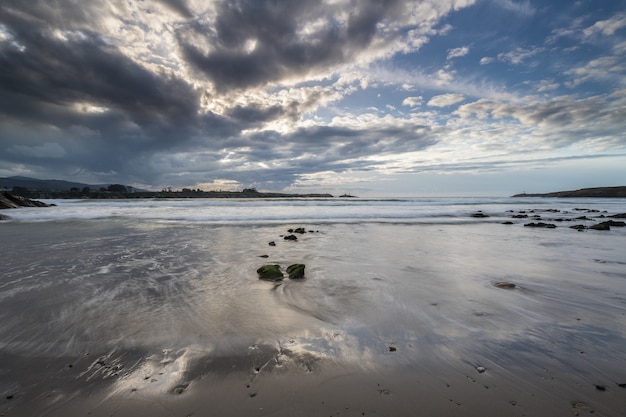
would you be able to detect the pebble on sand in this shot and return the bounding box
[494,282,516,289]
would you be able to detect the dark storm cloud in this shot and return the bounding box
[156,0,193,19]
[180,0,402,90]
[0,22,198,126]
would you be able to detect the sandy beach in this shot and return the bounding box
[1,198,625,416]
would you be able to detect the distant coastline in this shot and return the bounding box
[513,186,626,198]
[0,176,335,200]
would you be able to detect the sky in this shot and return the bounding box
[1,0,625,196]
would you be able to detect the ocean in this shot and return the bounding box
[1,197,625,416]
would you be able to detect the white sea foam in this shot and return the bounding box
[3,196,625,224]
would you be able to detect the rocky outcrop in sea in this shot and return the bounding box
[0,192,55,209]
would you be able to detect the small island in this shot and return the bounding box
[513,186,626,198]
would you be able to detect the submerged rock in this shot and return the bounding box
[589,223,610,230]
[284,234,298,241]
[257,265,283,281]
[609,213,626,219]
[286,264,305,279]
[569,225,587,231]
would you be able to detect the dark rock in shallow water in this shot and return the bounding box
[286,264,305,279]
[598,220,626,227]
[589,223,610,230]
[608,213,626,218]
[524,222,556,228]
[268,241,276,246]
[471,211,489,218]
[0,213,10,221]
[288,227,307,234]
[284,234,298,241]
[502,221,514,225]
[257,265,283,281]
[570,225,587,231]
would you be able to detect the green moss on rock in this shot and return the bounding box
[257,265,283,281]
[286,264,305,279]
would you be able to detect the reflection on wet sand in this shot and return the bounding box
[1,217,626,416]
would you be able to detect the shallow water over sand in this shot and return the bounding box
[1,198,625,416]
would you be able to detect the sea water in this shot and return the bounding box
[1,197,625,414]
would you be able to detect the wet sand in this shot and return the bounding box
[1,206,626,416]
[3,340,625,417]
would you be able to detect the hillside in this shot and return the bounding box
[513,186,626,198]
[0,176,110,192]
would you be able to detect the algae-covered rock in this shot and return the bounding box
[286,264,305,279]
[257,265,283,281]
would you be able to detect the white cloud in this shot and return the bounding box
[427,93,465,107]
[583,12,626,38]
[446,46,470,60]
[614,40,626,55]
[402,96,423,107]
[535,80,560,92]
[497,47,545,65]
[565,56,626,87]
[493,0,536,16]
[479,57,494,65]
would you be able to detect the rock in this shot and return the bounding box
[388,346,397,352]
[589,223,610,230]
[502,221,514,225]
[257,265,283,281]
[172,383,189,395]
[284,234,298,241]
[268,241,276,246]
[293,227,306,234]
[512,214,528,218]
[471,211,489,218]
[0,192,55,209]
[476,366,486,373]
[286,264,305,279]
[0,213,10,221]
[609,213,626,218]
[569,225,587,230]
[524,222,556,228]
[494,282,516,289]
[598,220,626,227]
[258,254,269,258]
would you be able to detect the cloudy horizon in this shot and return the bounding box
[1,0,625,196]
